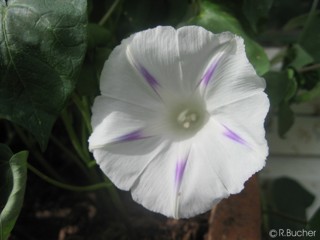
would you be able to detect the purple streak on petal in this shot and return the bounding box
[114,130,145,143]
[201,60,219,86]
[126,47,160,91]
[138,64,160,90]
[175,159,187,190]
[223,125,247,145]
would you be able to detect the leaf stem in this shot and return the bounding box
[298,0,319,43]
[27,163,111,191]
[14,125,64,181]
[61,109,92,165]
[98,0,122,26]
[72,94,92,133]
[299,63,320,73]
[50,135,90,177]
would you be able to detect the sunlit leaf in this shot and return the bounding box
[0,0,87,150]
[0,144,28,240]
[185,1,270,76]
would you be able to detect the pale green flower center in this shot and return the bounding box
[167,100,208,140]
[176,109,200,129]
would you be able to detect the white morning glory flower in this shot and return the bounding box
[88,26,269,219]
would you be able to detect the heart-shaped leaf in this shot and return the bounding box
[0,0,87,150]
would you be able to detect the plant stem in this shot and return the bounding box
[27,163,111,191]
[50,135,90,178]
[298,0,319,43]
[72,94,92,133]
[299,63,320,73]
[98,0,122,26]
[61,109,91,165]
[14,125,64,181]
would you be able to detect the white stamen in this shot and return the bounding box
[176,109,199,130]
[183,122,190,128]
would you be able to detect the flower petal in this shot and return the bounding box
[174,93,269,219]
[125,46,160,92]
[175,139,230,218]
[212,92,269,147]
[171,118,266,218]
[99,35,162,109]
[93,139,195,218]
[203,36,266,111]
[130,140,193,218]
[176,26,236,92]
[189,117,267,196]
[222,124,248,146]
[92,137,168,191]
[88,96,161,150]
[127,26,184,96]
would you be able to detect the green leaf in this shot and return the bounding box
[268,177,314,231]
[306,208,320,231]
[265,69,297,136]
[265,70,298,108]
[285,69,298,101]
[300,13,320,62]
[278,102,294,138]
[296,80,320,103]
[242,0,273,33]
[286,44,314,69]
[87,23,111,50]
[0,0,87,150]
[0,144,28,240]
[185,1,270,76]
[77,47,111,96]
[94,47,112,77]
[265,71,288,108]
[283,11,320,31]
[299,68,320,91]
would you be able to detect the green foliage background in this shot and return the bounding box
[1,0,320,239]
